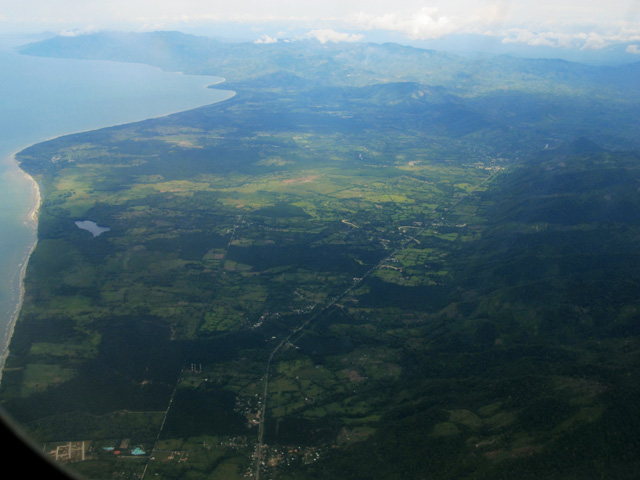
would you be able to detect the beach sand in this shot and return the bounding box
[0,157,40,378]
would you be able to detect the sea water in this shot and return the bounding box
[0,34,234,369]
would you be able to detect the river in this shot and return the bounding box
[0,33,234,371]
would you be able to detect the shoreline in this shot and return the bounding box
[0,158,40,378]
[0,77,235,380]
[14,87,235,152]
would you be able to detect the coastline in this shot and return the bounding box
[10,86,235,152]
[0,80,234,380]
[0,157,39,378]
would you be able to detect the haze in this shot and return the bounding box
[2,0,640,54]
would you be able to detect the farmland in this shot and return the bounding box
[2,32,640,479]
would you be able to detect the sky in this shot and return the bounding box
[1,0,640,56]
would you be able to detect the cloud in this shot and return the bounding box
[254,34,279,44]
[501,29,582,48]
[4,1,640,52]
[346,7,462,39]
[627,44,640,54]
[252,29,364,45]
[304,29,364,43]
[341,4,520,40]
[59,25,98,37]
[499,25,640,50]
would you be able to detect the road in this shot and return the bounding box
[252,168,502,479]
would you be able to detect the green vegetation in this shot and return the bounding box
[2,32,640,479]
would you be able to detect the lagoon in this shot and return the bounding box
[0,34,233,369]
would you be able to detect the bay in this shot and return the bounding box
[0,34,234,369]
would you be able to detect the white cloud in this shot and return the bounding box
[499,24,640,50]
[3,1,640,51]
[345,7,462,40]
[59,25,98,37]
[627,44,640,54]
[582,32,610,50]
[304,29,364,44]
[501,29,588,48]
[254,34,278,44]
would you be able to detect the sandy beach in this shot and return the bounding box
[0,158,40,377]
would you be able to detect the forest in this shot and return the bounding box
[1,31,640,479]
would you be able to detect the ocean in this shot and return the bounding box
[0,34,233,369]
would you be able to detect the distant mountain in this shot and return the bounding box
[15,31,640,151]
[411,33,640,66]
[18,30,221,72]
[17,31,640,100]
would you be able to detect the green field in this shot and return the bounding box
[2,32,640,480]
